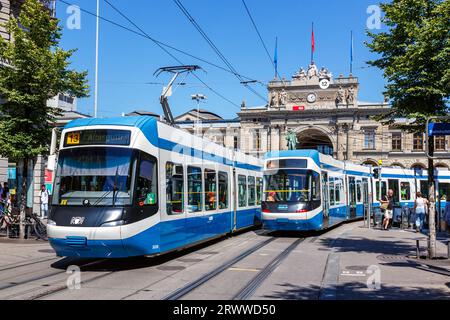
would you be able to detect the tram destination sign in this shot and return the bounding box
[428,122,450,136]
[64,129,131,147]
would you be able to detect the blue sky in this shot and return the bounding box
[55,0,387,119]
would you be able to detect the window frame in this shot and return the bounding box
[413,133,424,151]
[248,176,256,206]
[134,151,159,210]
[364,130,376,150]
[204,168,217,211]
[391,132,402,151]
[187,166,203,213]
[238,174,247,208]
[165,162,184,215]
[400,181,411,201]
[218,171,229,210]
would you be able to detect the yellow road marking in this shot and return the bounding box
[228,267,261,272]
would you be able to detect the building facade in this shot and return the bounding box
[0,0,81,215]
[176,63,450,170]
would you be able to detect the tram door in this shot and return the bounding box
[321,172,330,225]
[362,178,369,218]
[348,177,357,218]
[232,168,237,231]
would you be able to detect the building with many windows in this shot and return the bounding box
[175,62,449,170]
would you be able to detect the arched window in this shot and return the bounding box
[390,162,405,168]
[411,163,427,170]
[361,159,378,167]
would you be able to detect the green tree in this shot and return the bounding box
[366,0,449,258]
[0,0,88,238]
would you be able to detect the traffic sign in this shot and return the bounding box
[428,122,450,136]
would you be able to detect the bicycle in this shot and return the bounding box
[0,202,20,238]
[25,211,48,241]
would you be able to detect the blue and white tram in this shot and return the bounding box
[261,150,450,232]
[47,116,263,258]
[261,150,372,231]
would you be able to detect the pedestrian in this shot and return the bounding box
[444,192,450,235]
[40,184,49,219]
[414,191,429,233]
[380,189,395,230]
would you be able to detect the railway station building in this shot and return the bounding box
[175,62,450,170]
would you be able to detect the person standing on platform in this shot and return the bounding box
[414,191,429,233]
[380,189,395,230]
[40,184,49,219]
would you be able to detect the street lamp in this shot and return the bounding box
[191,94,207,137]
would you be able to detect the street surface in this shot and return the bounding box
[0,222,449,300]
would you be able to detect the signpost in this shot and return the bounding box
[425,116,450,258]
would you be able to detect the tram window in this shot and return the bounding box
[238,175,247,207]
[248,176,256,206]
[204,169,217,211]
[400,182,411,201]
[256,177,263,205]
[349,177,356,205]
[310,172,320,201]
[218,171,228,209]
[439,182,450,201]
[188,166,202,212]
[419,180,428,198]
[166,162,183,215]
[376,181,387,200]
[135,153,158,206]
[329,177,335,206]
[335,178,342,204]
[388,179,400,203]
[356,181,362,202]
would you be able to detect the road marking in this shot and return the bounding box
[228,267,261,272]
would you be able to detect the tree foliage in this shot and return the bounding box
[0,0,88,161]
[366,0,449,130]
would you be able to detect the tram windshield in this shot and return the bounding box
[263,169,320,203]
[52,147,135,206]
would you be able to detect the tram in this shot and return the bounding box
[47,116,263,258]
[261,150,450,231]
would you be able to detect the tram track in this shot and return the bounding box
[0,258,109,299]
[0,256,60,273]
[233,237,304,300]
[163,236,304,300]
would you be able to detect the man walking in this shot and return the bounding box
[40,184,49,219]
[380,189,395,230]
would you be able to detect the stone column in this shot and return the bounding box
[0,157,7,184]
[260,128,268,154]
[32,155,46,216]
[270,127,280,151]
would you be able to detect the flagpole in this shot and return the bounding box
[274,36,278,79]
[311,22,314,63]
[94,0,99,118]
[350,30,353,75]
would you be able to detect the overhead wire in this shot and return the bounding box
[240,0,280,80]
[172,0,268,103]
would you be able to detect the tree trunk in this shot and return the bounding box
[427,136,436,259]
[19,158,27,239]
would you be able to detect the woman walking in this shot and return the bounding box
[414,191,429,233]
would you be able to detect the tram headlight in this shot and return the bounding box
[47,219,56,226]
[100,220,125,227]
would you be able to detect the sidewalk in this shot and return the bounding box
[0,235,53,268]
[323,225,450,299]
